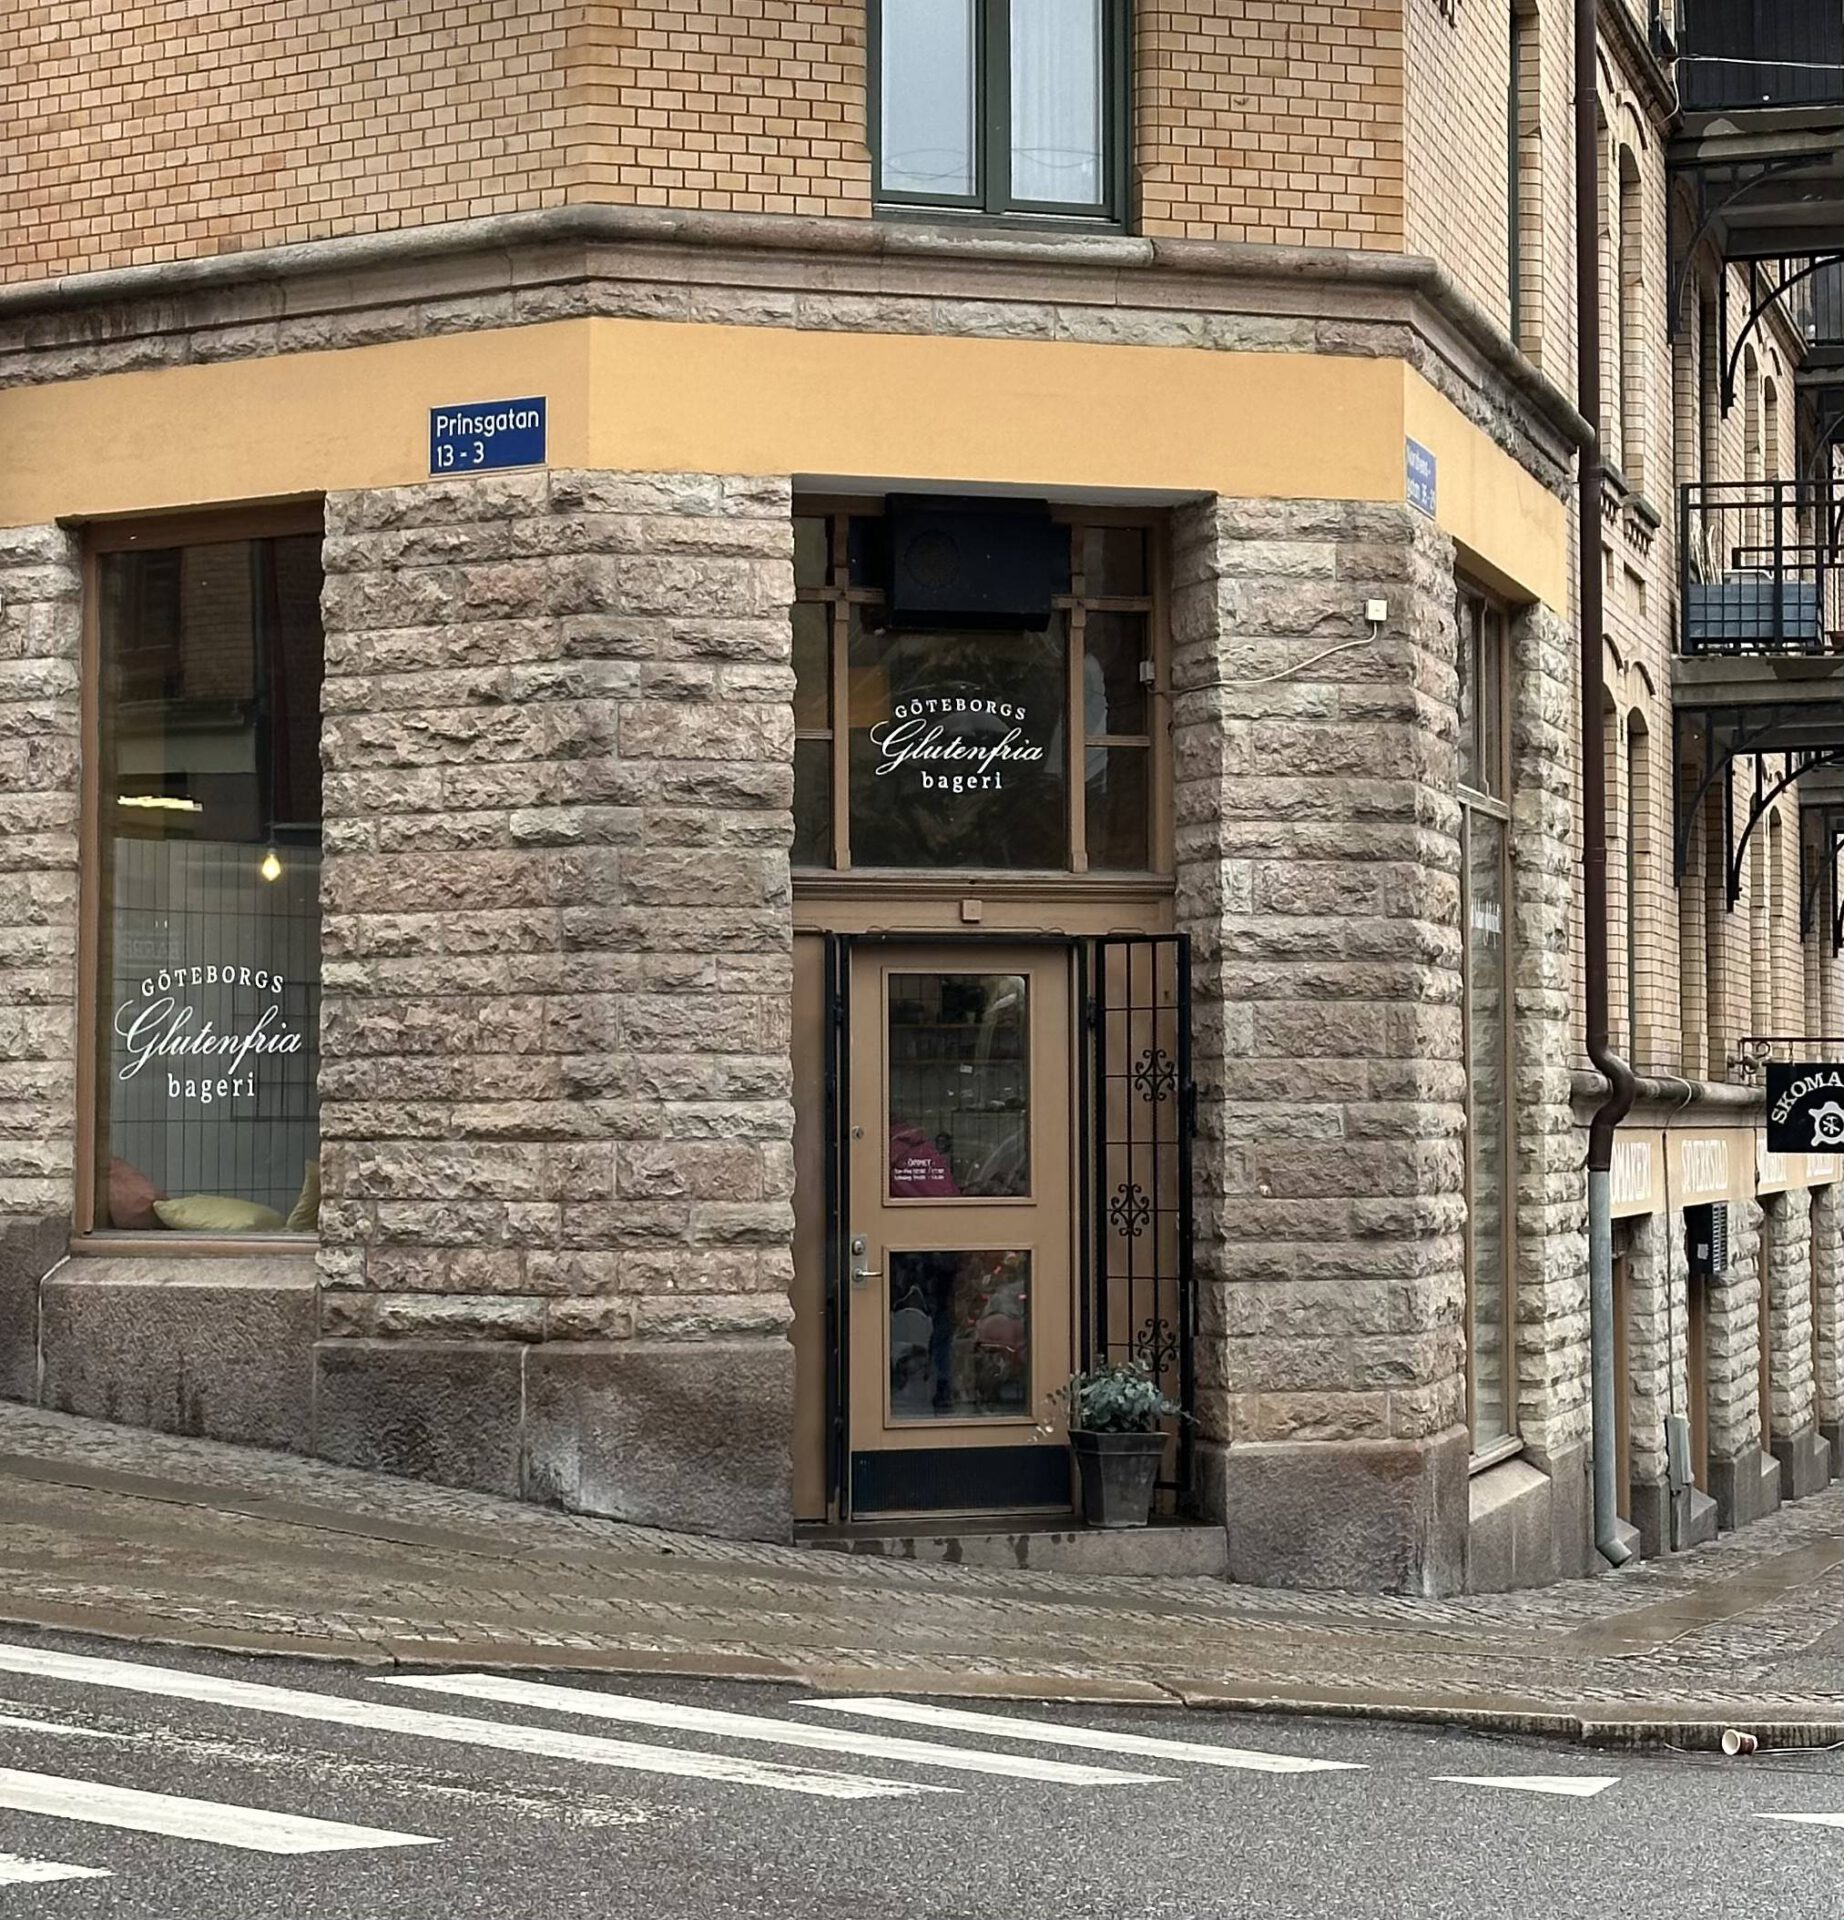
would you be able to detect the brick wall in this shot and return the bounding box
[4,0,576,286]
[568,0,870,216]
[1136,1,1406,247]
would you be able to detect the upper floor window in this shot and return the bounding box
[873,0,1128,225]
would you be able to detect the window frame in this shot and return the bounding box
[74,502,327,1253]
[791,499,1170,885]
[869,0,1132,229]
[1456,583,1519,1459]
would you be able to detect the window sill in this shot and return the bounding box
[70,1233,319,1258]
[1468,1433,1524,1475]
[874,202,1128,239]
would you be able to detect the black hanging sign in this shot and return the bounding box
[1765,1062,1844,1153]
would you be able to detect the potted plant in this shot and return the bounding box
[1054,1361,1184,1529]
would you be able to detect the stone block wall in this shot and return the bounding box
[1507,599,1589,1480]
[1765,1189,1816,1445]
[0,526,81,1220]
[1815,1183,1844,1459]
[314,468,797,1538]
[1171,494,1469,1594]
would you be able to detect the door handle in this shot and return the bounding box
[851,1264,883,1287]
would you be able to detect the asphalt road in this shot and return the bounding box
[0,1630,1839,1919]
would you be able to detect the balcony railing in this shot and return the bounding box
[1680,479,1844,655]
[1678,1,1844,114]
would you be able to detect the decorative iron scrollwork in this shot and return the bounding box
[1133,1314,1178,1379]
[1108,1180,1152,1239]
[1132,1045,1177,1104]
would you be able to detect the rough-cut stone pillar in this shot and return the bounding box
[1814,1182,1844,1474]
[0,526,81,1400]
[1624,1212,1674,1557]
[0,526,81,1220]
[1707,1198,1781,1528]
[316,470,796,1539]
[1172,496,1469,1595]
[1768,1187,1831,1497]
[1503,599,1592,1580]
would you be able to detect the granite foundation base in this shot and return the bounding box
[524,1339,794,1543]
[40,1258,316,1452]
[1710,1443,1782,1531]
[1217,1429,1470,1596]
[1770,1425,1833,1502]
[1465,1444,1600,1590]
[0,1214,64,1405]
[1629,1478,1671,1560]
[1820,1420,1843,1482]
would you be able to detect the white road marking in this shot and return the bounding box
[1760,1812,1844,1830]
[0,1767,433,1856]
[1433,1774,1619,1799]
[0,1853,110,1887]
[0,1642,939,1804]
[0,1715,124,1741]
[797,1696,1367,1776]
[379,1673,1168,1786]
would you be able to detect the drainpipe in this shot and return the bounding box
[1576,0,1636,1568]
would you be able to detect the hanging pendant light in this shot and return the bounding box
[260,847,282,883]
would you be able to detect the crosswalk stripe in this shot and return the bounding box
[0,1714,123,1741]
[0,1853,110,1887]
[0,1642,940,1804]
[797,1697,1367,1776]
[0,1767,434,1855]
[379,1673,1168,1786]
[1761,1812,1844,1829]
[1433,1775,1618,1799]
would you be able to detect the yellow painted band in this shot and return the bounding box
[0,316,1567,610]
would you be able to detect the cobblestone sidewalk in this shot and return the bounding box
[0,1404,1839,1746]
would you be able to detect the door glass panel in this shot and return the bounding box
[879,0,978,198]
[889,1250,1032,1420]
[887,972,1030,1198]
[1009,0,1104,207]
[849,615,1069,869]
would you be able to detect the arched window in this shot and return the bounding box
[1616,144,1645,489]
[1508,2,1543,359]
[1626,712,1650,1066]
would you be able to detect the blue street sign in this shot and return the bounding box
[429,397,547,475]
[1405,437,1437,517]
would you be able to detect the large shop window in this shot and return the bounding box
[792,508,1160,875]
[87,523,324,1237]
[873,0,1127,224]
[1457,585,1516,1452]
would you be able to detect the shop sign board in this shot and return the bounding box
[1610,1131,1664,1218]
[1765,1062,1844,1154]
[429,397,547,474]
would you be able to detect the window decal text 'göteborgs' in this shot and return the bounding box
[115,967,304,1106]
[867,696,1047,795]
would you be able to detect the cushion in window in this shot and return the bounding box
[107,1158,165,1232]
[152,1195,288,1234]
[285,1159,320,1234]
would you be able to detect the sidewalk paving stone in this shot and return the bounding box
[0,1405,1839,1744]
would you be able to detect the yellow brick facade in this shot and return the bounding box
[1134,2,1406,246]
[4,1,577,284]
[566,0,871,216]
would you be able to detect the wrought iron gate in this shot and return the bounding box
[1085,934,1196,1504]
